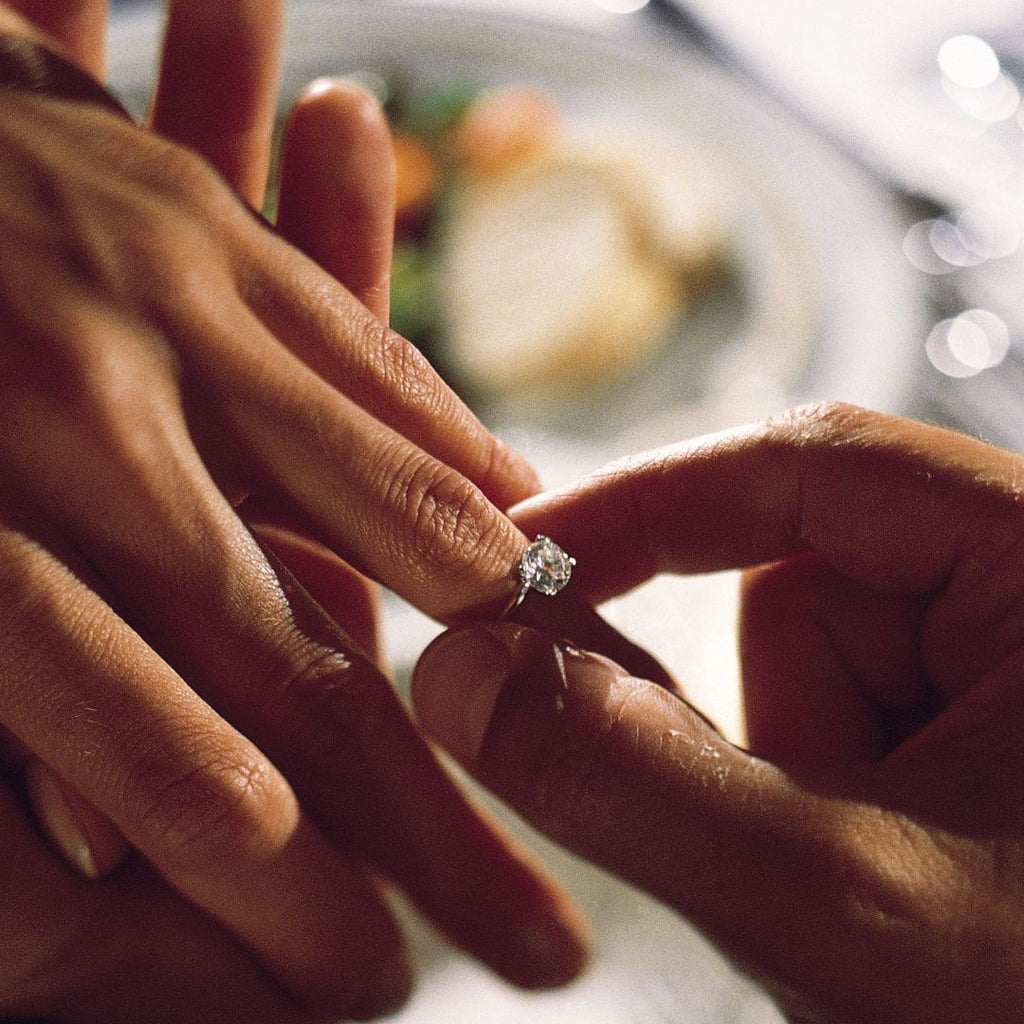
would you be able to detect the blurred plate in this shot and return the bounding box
[108,6,923,1022]
[286,5,924,465]
[110,2,924,474]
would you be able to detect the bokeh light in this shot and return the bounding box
[938,35,1000,90]
[904,207,1021,274]
[925,309,1011,378]
[956,204,1021,260]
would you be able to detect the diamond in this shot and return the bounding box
[519,535,575,597]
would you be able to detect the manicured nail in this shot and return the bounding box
[412,625,514,765]
[26,759,100,879]
[25,760,129,880]
[303,76,384,116]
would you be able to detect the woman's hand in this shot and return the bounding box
[0,3,587,1019]
[414,403,1024,1024]
[0,758,368,1024]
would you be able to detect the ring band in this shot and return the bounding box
[499,534,576,620]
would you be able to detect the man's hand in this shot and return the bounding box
[414,404,1024,1024]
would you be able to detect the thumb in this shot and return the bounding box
[411,623,905,1013]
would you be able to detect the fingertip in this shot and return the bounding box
[488,439,544,510]
[278,75,395,319]
[512,912,592,990]
[152,0,283,208]
[412,624,514,766]
[292,76,388,131]
[413,620,638,770]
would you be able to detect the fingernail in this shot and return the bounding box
[304,76,342,100]
[25,760,129,880]
[26,759,99,879]
[412,625,514,765]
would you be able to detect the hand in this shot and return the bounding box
[0,3,586,1019]
[413,403,1024,1024]
[0,759,351,1024]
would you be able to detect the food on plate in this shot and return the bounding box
[386,83,733,398]
[392,131,441,234]
[452,86,562,176]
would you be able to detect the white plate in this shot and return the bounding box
[109,1,924,455]
[107,7,924,1021]
[288,4,924,452]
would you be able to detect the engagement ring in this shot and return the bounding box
[499,535,576,620]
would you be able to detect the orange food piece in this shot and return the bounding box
[453,86,561,175]
[393,131,440,232]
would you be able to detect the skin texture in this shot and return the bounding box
[0,2,107,70]
[414,403,1024,1024]
[0,2,592,1019]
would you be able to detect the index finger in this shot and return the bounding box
[510,403,1024,602]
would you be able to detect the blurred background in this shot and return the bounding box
[108,1,1024,1020]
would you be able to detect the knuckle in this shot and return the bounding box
[0,305,177,460]
[97,144,241,312]
[71,331,177,424]
[798,804,965,958]
[766,400,869,449]
[375,330,540,505]
[811,807,1024,1013]
[760,401,878,543]
[388,448,511,584]
[133,137,226,215]
[104,142,235,298]
[378,328,445,413]
[260,638,395,741]
[132,742,293,870]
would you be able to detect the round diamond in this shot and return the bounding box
[519,535,575,597]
